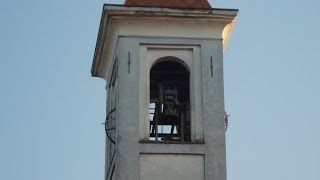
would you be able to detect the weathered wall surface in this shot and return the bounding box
[111,36,226,180]
[140,154,205,180]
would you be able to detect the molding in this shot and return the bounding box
[92,5,238,79]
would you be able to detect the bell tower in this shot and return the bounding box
[91,1,238,179]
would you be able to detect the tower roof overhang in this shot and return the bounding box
[91,4,238,80]
[124,0,212,9]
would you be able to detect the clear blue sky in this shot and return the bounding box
[1,0,319,179]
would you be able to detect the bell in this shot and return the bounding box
[163,102,180,117]
[162,88,180,117]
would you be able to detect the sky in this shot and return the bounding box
[0,0,320,180]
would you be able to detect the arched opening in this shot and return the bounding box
[149,58,191,142]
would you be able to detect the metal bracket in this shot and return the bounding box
[210,56,213,78]
[128,52,131,74]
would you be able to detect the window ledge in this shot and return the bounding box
[139,140,205,144]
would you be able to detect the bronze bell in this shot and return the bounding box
[163,89,180,117]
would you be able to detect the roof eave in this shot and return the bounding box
[91,4,238,78]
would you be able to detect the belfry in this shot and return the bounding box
[91,0,238,179]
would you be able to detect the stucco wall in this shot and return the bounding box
[110,36,226,180]
[140,154,205,180]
